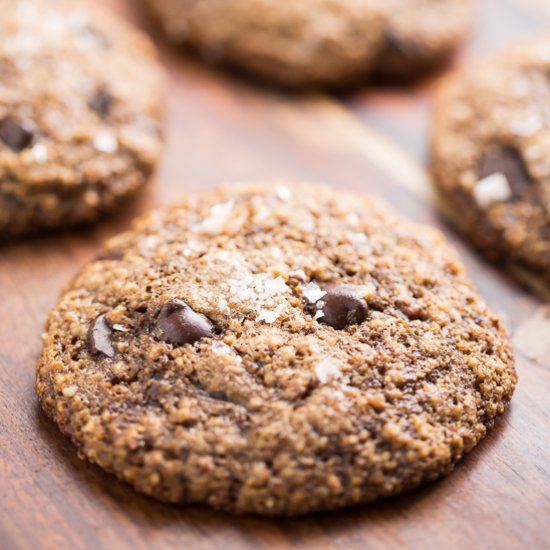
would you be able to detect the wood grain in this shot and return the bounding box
[1,0,549,549]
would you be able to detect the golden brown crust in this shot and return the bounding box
[36,183,516,516]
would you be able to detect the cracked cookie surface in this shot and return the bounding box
[432,38,550,296]
[143,0,473,88]
[36,183,516,516]
[0,0,165,239]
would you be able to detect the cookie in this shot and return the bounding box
[431,39,550,297]
[143,0,473,88]
[36,183,516,516]
[0,0,165,239]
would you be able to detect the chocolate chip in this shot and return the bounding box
[0,116,34,151]
[154,299,214,345]
[148,380,164,401]
[88,314,115,358]
[479,147,532,198]
[318,286,368,330]
[89,87,113,117]
[211,390,228,401]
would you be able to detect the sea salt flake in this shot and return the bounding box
[212,342,231,355]
[330,389,346,402]
[256,303,286,324]
[112,324,129,332]
[218,297,230,314]
[31,144,48,163]
[229,274,290,321]
[62,385,78,398]
[256,308,281,324]
[253,204,270,223]
[142,235,158,250]
[473,173,512,208]
[315,358,341,384]
[269,246,284,261]
[93,131,118,153]
[347,231,368,245]
[264,276,288,295]
[289,269,306,281]
[194,201,234,235]
[294,255,310,267]
[275,185,292,201]
[182,238,204,256]
[229,274,289,304]
[346,213,359,226]
[302,282,326,304]
[212,249,231,261]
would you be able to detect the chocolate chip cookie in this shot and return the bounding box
[143,0,473,88]
[36,183,516,516]
[432,39,550,297]
[0,0,165,239]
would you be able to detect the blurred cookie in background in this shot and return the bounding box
[0,0,165,240]
[376,0,474,78]
[432,38,550,297]
[143,0,473,88]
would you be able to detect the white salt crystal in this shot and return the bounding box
[256,308,281,324]
[31,144,48,163]
[264,276,289,295]
[62,385,78,397]
[218,297,230,314]
[315,358,341,384]
[194,201,234,235]
[347,231,368,245]
[93,131,118,153]
[314,309,325,320]
[473,173,512,208]
[302,282,326,304]
[346,213,359,226]
[275,185,292,201]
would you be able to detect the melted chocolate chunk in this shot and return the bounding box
[318,286,368,330]
[88,314,115,358]
[89,87,113,116]
[479,147,532,198]
[155,299,214,345]
[0,116,34,151]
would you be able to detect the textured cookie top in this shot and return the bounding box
[145,0,472,87]
[0,0,165,237]
[432,38,550,290]
[36,183,516,516]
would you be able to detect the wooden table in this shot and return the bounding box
[1,1,549,548]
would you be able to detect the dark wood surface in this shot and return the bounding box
[1,1,549,548]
